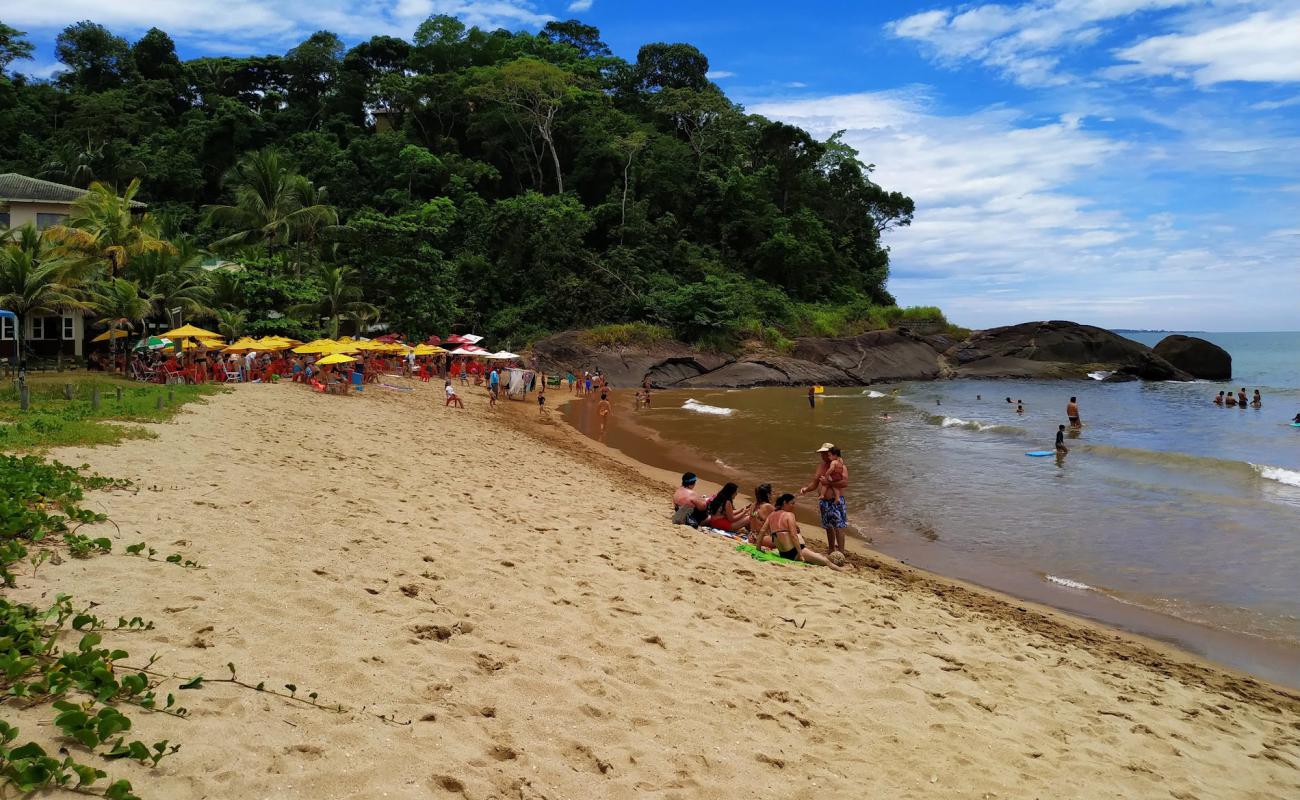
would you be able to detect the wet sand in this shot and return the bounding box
[562,388,1300,688]
[8,380,1300,799]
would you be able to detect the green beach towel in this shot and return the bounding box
[735,543,810,566]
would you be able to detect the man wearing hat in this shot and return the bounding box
[799,443,848,555]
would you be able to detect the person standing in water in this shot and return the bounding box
[1214,391,1225,406]
[1252,389,1262,408]
[1237,388,1248,408]
[808,386,816,409]
[1226,391,1238,407]
[1067,396,1081,427]
[1055,424,1069,455]
[597,392,611,434]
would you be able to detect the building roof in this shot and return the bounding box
[0,173,146,208]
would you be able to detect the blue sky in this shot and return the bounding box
[9,1,1300,330]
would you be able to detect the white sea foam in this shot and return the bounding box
[1087,370,1113,381]
[1046,575,1093,591]
[682,399,734,416]
[939,416,1004,432]
[862,390,886,398]
[1253,464,1300,488]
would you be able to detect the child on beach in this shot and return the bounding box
[597,392,611,433]
[444,381,464,409]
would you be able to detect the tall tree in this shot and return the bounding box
[52,179,171,277]
[204,149,338,260]
[55,21,135,92]
[472,59,580,194]
[0,22,34,75]
[288,264,376,339]
[0,226,87,370]
[84,278,151,371]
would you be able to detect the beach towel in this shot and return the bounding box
[735,543,810,566]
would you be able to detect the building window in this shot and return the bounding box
[62,315,75,340]
[36,213,67,230]
[30,316,50,340]
[1,317,14,340]
[0,211,10,229]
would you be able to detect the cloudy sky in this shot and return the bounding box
[9,1,1300,330]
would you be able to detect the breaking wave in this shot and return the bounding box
[1253,464,1300,488]
[682,399,734,416]
[1045,575,1093,591]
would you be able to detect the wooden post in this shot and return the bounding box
[57,353,63,372]
[64,383,74,400]
[156,395,165,410]
[19,384,30,411]
[115,386,122,402]
[168,388,174,403]
[91,387,101,410]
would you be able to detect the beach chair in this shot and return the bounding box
[350,371,364,393]
[131,362,156,383]
[222,364,242,383]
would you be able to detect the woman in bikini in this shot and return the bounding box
[746,484,775,549]
[704,482,752,532]
[763,494,848,571]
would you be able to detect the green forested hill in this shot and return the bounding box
[0,17,920,346]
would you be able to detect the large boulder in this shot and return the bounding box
[952,321,1191,381]
[531,331,731,388]
[1152,335,1231,380]
[793,329,946,383]
[676,357,851,388]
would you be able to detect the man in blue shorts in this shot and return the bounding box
[799,442,849,556]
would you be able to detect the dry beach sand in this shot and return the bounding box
[9,381,1300,799]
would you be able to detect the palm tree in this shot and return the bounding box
[204,149,339,266]
[125,237,212,332]
[348,305,381,338]
[206,269,244,311]
[288,265,377,340]
[49,179,173,278]
[0,225,87,373]
[214,309,247,340]
[84,279,152,373]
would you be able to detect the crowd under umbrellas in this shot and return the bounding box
[111,327,534,402]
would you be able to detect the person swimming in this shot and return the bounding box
[1016,402,1023,414]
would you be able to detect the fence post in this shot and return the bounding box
[20,384,30,411]
[168,388,174,404]
[91,387,101,410]
[156,395,165,411]
[115,386,122,402]
[64,383,74,400]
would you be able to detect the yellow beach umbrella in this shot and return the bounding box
[159,323,221,340]
[292,339,335,354]
[222,338,257,352]
[254,337,292,351]
[91,329,130,342]
[323,341,360,354]
[354,340,389,351]
[315,353,357,366]
[412,344,446,356]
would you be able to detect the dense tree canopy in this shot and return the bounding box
[0,17,916,346]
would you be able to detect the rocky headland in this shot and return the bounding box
[533,320,1212,388]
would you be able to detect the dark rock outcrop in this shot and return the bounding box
[952,321,1191,381]
[792,329,945,383]
[1152,335,1231,380]
[531,320,1210,388]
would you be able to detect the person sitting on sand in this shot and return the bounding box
[1252,389,1262,408]
[444,380,464,409]
[1055,424,1069,455]
[704,482,752,532]
[1214,391,1225,405]
[764,494,850,571]
[746,484,776,549]
[672,473,709,527]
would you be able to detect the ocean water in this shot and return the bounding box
[569,332,1300,683]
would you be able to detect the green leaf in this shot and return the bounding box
[179,676,203,690]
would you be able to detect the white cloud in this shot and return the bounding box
[4,1,552,46]
[567,0,594,11]
[887,1,1197,87]
[706,70,735,79]
[750,89,1300,328]
[1110,9,1300,84]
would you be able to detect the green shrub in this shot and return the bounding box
[578,323,674,349]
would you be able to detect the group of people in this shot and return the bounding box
[671,443,854,572]
[1214,388,1263,408]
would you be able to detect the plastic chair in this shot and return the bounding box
[351,371,364,392]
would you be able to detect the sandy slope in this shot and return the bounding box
[9,380,1300,799]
